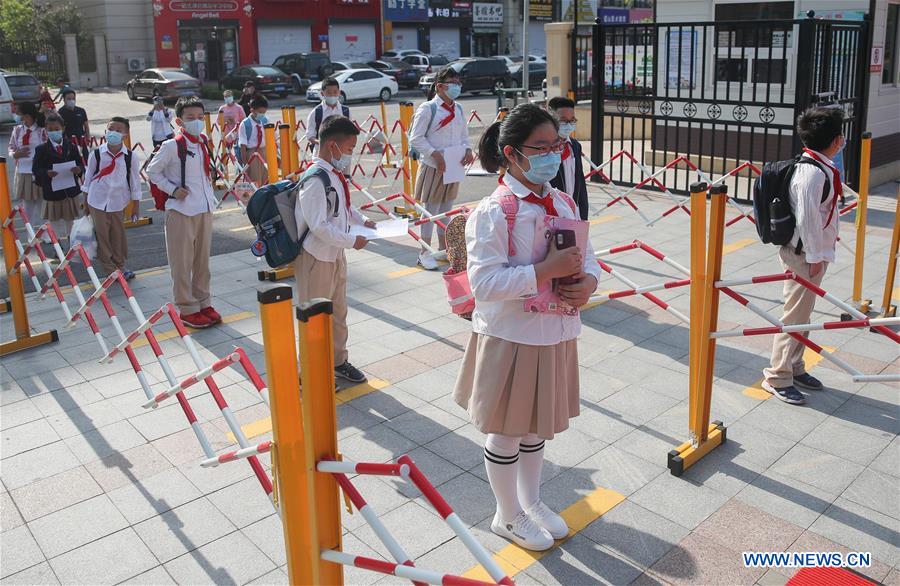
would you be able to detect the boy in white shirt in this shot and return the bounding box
[306,77,350,152]
[146,96,221,329]
[294,115,375,385]
[762,107,844,405]
[238,94,269,186]
[81,116,141,279]
[147,97,175,148]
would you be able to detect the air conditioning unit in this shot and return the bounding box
[127,57,146,72]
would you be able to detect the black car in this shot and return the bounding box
[221,65,291,98]
[418,57,511,95]
[126,68,201,102]
[272,52,334,94]
[367,59,420,89]
[515,62,546,91]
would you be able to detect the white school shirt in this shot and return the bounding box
[789,149,840,264]
[562,137,576,195]
[409,96,470,170]
[81,144,142,213]
[466,174,603,346]
[305,103,350,141]
[147,108,173,141]
[238,117,265,149]
[293,158,367,263]
[145,134,217,217]
[8,123,46,174]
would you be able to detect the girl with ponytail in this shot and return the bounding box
[408,66,475,269]
[453,103,601,552]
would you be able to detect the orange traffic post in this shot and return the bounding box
[399,101,413,196]
[296,299,343,584]
[687,181,708,436]
[264,123,278,185]
[877,193,900,319]
[848,132,872,315]
[668,183,727,476]
[0,157,59,356]
[122,130,152,228]
[204,111,213,140]
[287,106,299,173]
[380,100,391,167]
[278,124,292,179]
[258,285,320,586]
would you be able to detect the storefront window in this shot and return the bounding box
[179,24,239,82]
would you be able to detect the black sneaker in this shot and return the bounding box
[793,373,823,391]
[761,381,806,405]
[335,361,367,384]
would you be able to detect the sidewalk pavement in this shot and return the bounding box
[1,188,898,585]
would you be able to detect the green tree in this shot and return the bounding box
[33,1,85,54]
[0,0,35,45]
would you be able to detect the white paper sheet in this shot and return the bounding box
[15,150,34,173]
[348,218,409,240]
[51,161,78,192]
[442,145,468,185]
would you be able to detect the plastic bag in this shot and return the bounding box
[69,215,96,262]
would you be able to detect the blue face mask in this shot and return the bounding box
[253,113,268,125]
[515,149,561,185]
[324,95,340,106]
[183,119,204,136]
[445,83,461,100]
[224,96,234,104]
[558,122,576,139]
[105,130,123,146]
[48,130,64,143]
[330,145,351,171]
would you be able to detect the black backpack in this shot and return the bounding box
[93,148,134,189]
[246,167,334,268]
[753,156,831,250]
[313,104,351,137]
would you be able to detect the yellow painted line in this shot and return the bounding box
[462,486,626,581]
[135,268,168,280]
[388,266,423,279]
[131,310,256,349]
[226,378,389,442]
[582,289,617,311]
[230,225,256,233]
[589,214,621,226]
[723,238,756,255]
[742,345,834,400]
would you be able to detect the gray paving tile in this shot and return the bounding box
[163,531,276,586]
[28,494,129,558]
[1,561,59,585]
[769,443,866,496]
[338,423,420,464]
[630,472,730,530]
[581,500,689,570]
[421,472,495,528]
[809,497,900,566]
[118,566,176,585]
[393,368,460,403]
[44,399,127,438]
[694,499,805,554]
[9,466,102,522]
[240,514,284,567]
[735,470,837,529]
[339,529,389,586]
[84,443,174,492]
[424,424,486,471]
[49,528,158,585]
[150,421,233,467]
[207,476,275,529]
[737,397,829,442]
[247,568,288,586]
[352,501,455,560]
[382,446,464,498]
[134,497,237,563]
[340,474,409,534]
[179,457,255,495]
[106,467,202,524]
[0,399,44,430]
[842,468,900,521]
[800,417,895,466]
[830,397,899,437]
[0,525,45,579]
[1,419,60,458]
[720,420,800,470]
[523,533,644,586]
[646,532,766,585]
[384,403,468,445]
[870,435,900,478]
[1,489,25,531]
[62,420,148,465]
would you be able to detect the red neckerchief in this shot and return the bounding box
[182,132,211,180]
[96,150,124,181]
[22,127,32,146]
[802,148,841,226]
[54,142,63,156]
[332,168,351,209]
[561,141,572,161]
[523,192,558,216]
[255,121,262,147]
[437,102,456,129]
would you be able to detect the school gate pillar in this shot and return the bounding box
[63,34,80,88]
[544,22,574,102]
[94,34,109,87]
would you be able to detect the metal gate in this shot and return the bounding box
[0,40,67,83]
[588,14,871,201]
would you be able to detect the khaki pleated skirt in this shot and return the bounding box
[414,163,460,205]
[453,332,580,440]
[43,194,83,222]
[14,173,42,201]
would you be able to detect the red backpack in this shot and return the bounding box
[146,134,215,211]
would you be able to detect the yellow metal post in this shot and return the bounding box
[296,299,343,584]
[204,111,213,138]
[399,101,413,196]
[258,286,320,586]
[687,182,707,437]
[380,100,391,166]
[850,132,872,312]
[278,124,291,179]
[878,194,900,318]
[287,106,299,173]
[123,130,152,228]
[264,123,278,185]
[0,157,59,356]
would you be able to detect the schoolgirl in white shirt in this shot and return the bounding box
[453,104,602,551]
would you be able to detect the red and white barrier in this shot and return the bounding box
[321,550,500,586]
[143,351,242,408]
[316,460,409,477]
[712,316,900,338]
[201,441,273,468]
[349,180,440,256]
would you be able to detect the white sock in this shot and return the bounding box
[420,201,442,247]
[517,434,546,509]
[436,200,453,249]
[484,434,523,522]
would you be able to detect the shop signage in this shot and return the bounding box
[428,0,472,21]
[473,2,502,24]
[529,0,553,21]
[169,0,238,11]
[161,34,173,50]
[599,7,628,23]
[871,45,883,73]
[628,8,652,22]
[384,0,428,22]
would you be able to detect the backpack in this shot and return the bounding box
[145,134,217,211]
[313,104,351,137]
[246,167,334,269]
[408,101,461,161]
[442,185,577,319]
[752,156,832,250]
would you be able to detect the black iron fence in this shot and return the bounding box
[585,15,871,200]
[0,40,67,83]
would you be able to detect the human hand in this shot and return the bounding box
[47,170,58,178]
[13,147,29,159]
[71,167,82,175]
[432,151,446,174]
[173,186,190,200]
[364,219,376,229]
[353,236,368,250]
[536,245,582,282]
[558,273,599,307]
[809,261,825,278]
[461,148,475,166]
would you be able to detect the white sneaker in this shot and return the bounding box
[432,250,448,261]
[525,501,569,540]
[417,252,439,271]
[490,510,554,551]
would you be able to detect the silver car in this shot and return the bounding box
[4,73,41,104]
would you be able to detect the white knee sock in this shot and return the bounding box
[420,201,442,248]
[484,434,523,522]
[517,434,546,509]
[436,200,453,249]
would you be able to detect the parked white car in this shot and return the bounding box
[306,69,399,104]
[0,75,14,124]
[493,54,547,74]
[381,49,424,59]
[400,53,450,74]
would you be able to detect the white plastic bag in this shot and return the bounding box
[69,215,97,262]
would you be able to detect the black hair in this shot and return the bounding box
[427,66,461,100]
[477,103,558,173]
[16,101,38,119]
[250,95,269,110]
[62,89,76,99]
[319,115,359,143]
[109,116,130,129]
[322,76,340,90]
[175,96,205,118]
[44,112,64,127]
[548,96,575,111]
[797,107,844,152]
[244,80,256,88]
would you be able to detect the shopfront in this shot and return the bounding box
[428,0,472,59]
[383,0,429,55]
[472,2,502,56]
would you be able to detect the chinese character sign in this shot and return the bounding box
[384,0,429,21]
[473,2,503,23]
